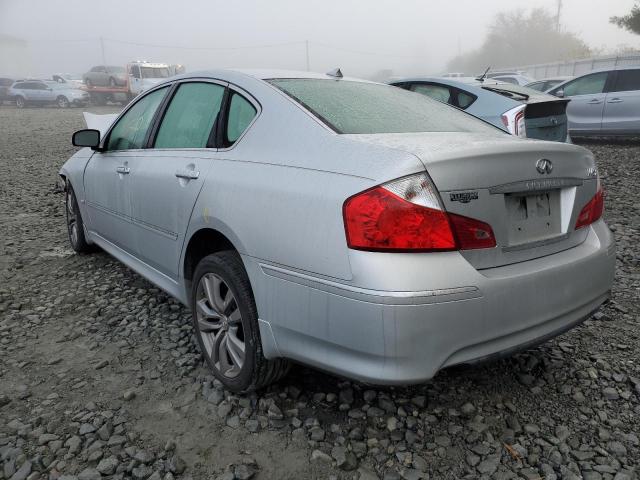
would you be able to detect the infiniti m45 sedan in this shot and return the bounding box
[63,70,615,392]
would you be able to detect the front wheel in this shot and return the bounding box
[15,96,25,108]
[57,96,69,108]
[191,251,290,393]
[65,183,94,253]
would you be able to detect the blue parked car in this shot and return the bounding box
[390,77,570,142]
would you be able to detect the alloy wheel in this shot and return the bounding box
[66,189,79,247]
[195,273,245,378]
[58,97,69,108]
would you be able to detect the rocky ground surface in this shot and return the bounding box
[0,105,638,480]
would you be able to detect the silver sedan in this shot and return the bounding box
[62,70,615,392]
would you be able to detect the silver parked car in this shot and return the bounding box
[63,70,615,392]
[83,65,127,87]
[9,80,89,108]
[391,77,570,142]
[548,67,640,137]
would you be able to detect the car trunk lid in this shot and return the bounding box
[344,132,598,269]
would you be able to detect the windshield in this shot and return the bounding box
[141,67,170,79]
[268,79,499,134]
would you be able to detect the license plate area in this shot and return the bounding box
[505,190,561,245]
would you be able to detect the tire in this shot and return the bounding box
[57,96,69,108]
[65,183,94,253]
[191,251,290,393]
[85,79,92,87]
[15,96,25,108]
[108,77,117,87]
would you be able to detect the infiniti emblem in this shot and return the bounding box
[536,158,553,175]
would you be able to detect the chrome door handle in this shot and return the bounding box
[607,98,623,103]
[116,166,130,174]
[175,169,200,180]
[587,99,603,105]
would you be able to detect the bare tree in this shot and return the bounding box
[610,2,640,35]
[447,8,591,74]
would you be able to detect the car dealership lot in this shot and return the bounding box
[0,106,638,479]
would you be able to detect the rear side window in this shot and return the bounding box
[107,87,168,151]
[526,82,545,92]
[611,70,640,93]
[224,92,257,146]
[411,84,452,104]
[561,72,608,96]
[269,79,496,134]
[154,82,224,149]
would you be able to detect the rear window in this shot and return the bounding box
[268,79,497,134]
[611,69,640,93]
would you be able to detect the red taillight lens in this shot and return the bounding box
[343,174,496,252]
[575,188,604,230]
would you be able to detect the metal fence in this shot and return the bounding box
[499,52,640,79]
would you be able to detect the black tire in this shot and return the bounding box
[65,183,94,253]
[191,251,290,393]
[15,96,25,108]
[108,77,116,87]
[85,79,92,87]
[57,96,69,108]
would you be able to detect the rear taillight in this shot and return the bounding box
[343,173,496,252]
[575,188,604,230]
[501,105,527,138]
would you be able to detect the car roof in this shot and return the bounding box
[170,68,375,84]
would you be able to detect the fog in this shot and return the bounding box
[1,0,638,79]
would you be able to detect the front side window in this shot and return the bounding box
[268,79,497,134]
[154,82,224,149]
[526,81,545,92]
[561,72,608,97]
[224,92,257,146]
[107,87,168,151]
[611,69,640,93]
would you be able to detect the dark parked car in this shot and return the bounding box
[83,66,127,87]
[0,76,18,104]
[548,67,640,137]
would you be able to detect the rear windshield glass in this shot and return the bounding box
[268,79,499,134]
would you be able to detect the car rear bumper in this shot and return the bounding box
[250,220,616,384]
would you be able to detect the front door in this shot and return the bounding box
[127,81,226,279]
[83,86,169,254]
[554,71,610,135]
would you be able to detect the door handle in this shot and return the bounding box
[587,99,603,105]
[116,166,130,174]
[607,98,623,103]
[175,169,200,180]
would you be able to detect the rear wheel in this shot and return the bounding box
[15,96,25,108]
[57,96,69,108]
[85,79,92,87]
[65,183,93,253]
[191,251,290,393]
[108,77,116,87]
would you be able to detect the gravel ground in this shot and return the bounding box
[0,106,638,480]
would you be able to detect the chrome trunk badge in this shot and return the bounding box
[536,158,553,175]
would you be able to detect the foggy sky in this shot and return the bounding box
[1,0,638,78]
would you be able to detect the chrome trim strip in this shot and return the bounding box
[502,233,571,252]
[260,263,481,305]
[489,177,583,194]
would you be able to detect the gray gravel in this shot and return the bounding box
[0,106,638,480]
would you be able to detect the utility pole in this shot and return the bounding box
[556,0,563,32]
[100,36,106,65]
[305,40,310,71]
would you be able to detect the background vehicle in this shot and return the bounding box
[525,76,574,92]
[391,77,570,142]
[547,67,640,137]
[52,73,84,88]
[0,76,19,104]
[489,73,536,86]
[63,70,614,392]
[83,61,175,105]
[83,65,127,87]
[9,79,89,108]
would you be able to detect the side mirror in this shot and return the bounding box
[72,129,101,148]
[555,89,565,98]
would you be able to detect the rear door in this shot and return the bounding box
[83,86,169,253]
[127,80,229,279]
[601,69,640,134]
[552,71,611,134]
